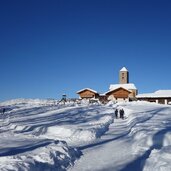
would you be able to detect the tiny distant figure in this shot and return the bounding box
[119,109,122,119]
[122,109,125,119]
[2,108,5,115]
[120,109,125,119]
[115,109,118,119]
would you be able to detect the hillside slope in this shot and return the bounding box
[0,99,171,171]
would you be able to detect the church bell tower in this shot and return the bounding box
[119,67,129,84]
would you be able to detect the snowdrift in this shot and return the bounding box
[0,99,114,170]
[0,138,81,171]
[42,115,114,144]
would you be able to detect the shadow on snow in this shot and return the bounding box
[118,125,171,171]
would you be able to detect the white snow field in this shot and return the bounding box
[0,99,171,171]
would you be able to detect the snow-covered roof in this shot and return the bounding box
[109,83,137,91]
[77,88,98,94]
[120,67,128,72]
[137,90,171,98]
[105,87,132,95]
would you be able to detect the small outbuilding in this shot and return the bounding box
[77,88,99,99]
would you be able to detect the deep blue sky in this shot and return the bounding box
[0,0,171,101]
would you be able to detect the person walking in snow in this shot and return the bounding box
[2,108,5,115]
[115,108,118,119]
[119,109,122,119]
[1,108,5,115]
[122,109,125,119]
[120,109,125,119]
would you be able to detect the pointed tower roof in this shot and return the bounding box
[120,67,128,72]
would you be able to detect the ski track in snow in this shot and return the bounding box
[0,99,171,171]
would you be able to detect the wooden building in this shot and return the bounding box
[137,90,171,105]
[105,87,131,102]
[109,83,137,100]
[77,88,99,99]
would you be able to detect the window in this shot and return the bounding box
[122,73,124,80]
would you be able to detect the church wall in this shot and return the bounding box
[129,89,137,98]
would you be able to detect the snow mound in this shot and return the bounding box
[144,146,171,171]
[0,140,81,171]
[42,115,114,145]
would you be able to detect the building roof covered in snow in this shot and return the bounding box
[105,87,132,95]
[137,90,171,98]
[109,83,137,91]
[77,88,98,94]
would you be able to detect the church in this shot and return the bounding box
[105,67,137,102]
[77,67,138,103]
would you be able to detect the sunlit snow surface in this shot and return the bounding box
[0,99,171,171]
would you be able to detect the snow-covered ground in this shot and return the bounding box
[0,99,171,171]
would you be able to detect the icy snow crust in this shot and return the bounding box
[1,99,171,171]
